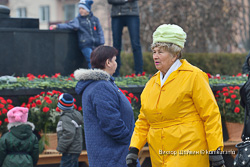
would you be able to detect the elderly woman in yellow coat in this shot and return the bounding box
[126,24,225,167]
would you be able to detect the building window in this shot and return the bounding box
[64,4,77,21]
[16,7,27,18]
[39,6,50,22]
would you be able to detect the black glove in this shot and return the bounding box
[126,147,139,167]
[209,148,225,167]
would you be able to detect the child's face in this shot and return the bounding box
[79,8,89,16]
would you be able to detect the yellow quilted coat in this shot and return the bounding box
[130,59,224,167]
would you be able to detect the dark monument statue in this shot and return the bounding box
[0,5,86,76]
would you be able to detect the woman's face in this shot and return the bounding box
[108,56,117,75]
[152,47,177,75]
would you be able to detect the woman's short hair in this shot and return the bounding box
[151,42,183,59]
[91,45,118,69]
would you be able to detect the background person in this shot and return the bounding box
[107,0,143,76]
[50,0,105,69]
[56,93,84,167]
[74,45,140,167]
[0,107,39,167]
[242,51,250,74]
[126,24,225,167]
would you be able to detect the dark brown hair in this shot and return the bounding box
[90,45,118,69]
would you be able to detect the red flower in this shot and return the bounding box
[40,92,45,95]
[128,93,134,98]
[236,73,242,77]
[7,105,14,110]
[21,103,26,107]
[1,100,6,104]
[225,99,231,103]
[26,104,30,109]
[28,97,35,103]
[31,103,36,108]
[56,107,61,112]
[70,73,74,78]
[223,93,229,97]
[229,90,234,93]
[2,108,7,114]
[234,100,240,105]
[47,92,53,96]
[46,99,52,104]
[222,87,228,92]
[4,118,8,123]
[234,107,240,113]
[142,72,146,76]
[74,104,77,109]
[207,73,212,78]
[126,97,132,103]
[43,107,50,113]
[0,104,4,108]
[234,86,240,90]
[137,74,141,77]
[78,106,82,111]
[0,120,2,126]
[6,99,12,104]
[134,96,139,103]
[231,94,237,99]
[229,86,234,90]
[36,100,42,105]
[44,97,50,101]
[216,90,220,94]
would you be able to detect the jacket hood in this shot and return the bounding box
[8,122,35,140]
[63,110,84,126]
[74,68,110,95]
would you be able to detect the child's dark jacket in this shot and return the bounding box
[0,122,39,167]
[57,12,105,49]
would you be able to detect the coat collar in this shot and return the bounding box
[154,59,193,86]
[7,121,35,131]
[74,68,110,81]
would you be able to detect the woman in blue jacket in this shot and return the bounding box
[50,0,105,69]
[74,45,140,167]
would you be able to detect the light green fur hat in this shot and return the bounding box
[152,24,187,48]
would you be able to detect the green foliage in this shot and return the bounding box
[119,52,247,76]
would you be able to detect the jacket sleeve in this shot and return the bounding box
[96,18,105,46]
[192,71,224,151]
[129,110,150,151]
[242,51,250,74]
[57,117,76,152]
[0,135,7,166]
[57,17,79,30]
[107,0,127,5]
[91,83,131,145]
[31,135,39,166]
[129,84,150,151]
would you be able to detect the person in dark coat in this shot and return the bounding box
[107,0,143,76]
[56,93,84,167]
[0,107,39,167]
[50,0,105,69]
[74,45,140,167]
[240,55,250,140]
[242,51,250,74]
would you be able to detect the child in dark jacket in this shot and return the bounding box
[56,93,84,167]
[0,107,39,167]
[50,0,105,69]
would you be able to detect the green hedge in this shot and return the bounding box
[120,52,247,76]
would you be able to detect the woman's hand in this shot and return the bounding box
[126,147,139,167]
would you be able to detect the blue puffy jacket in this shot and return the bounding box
[57,12,105,49]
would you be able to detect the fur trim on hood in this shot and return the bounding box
[74,68,110,81]
[8,121,35,131]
